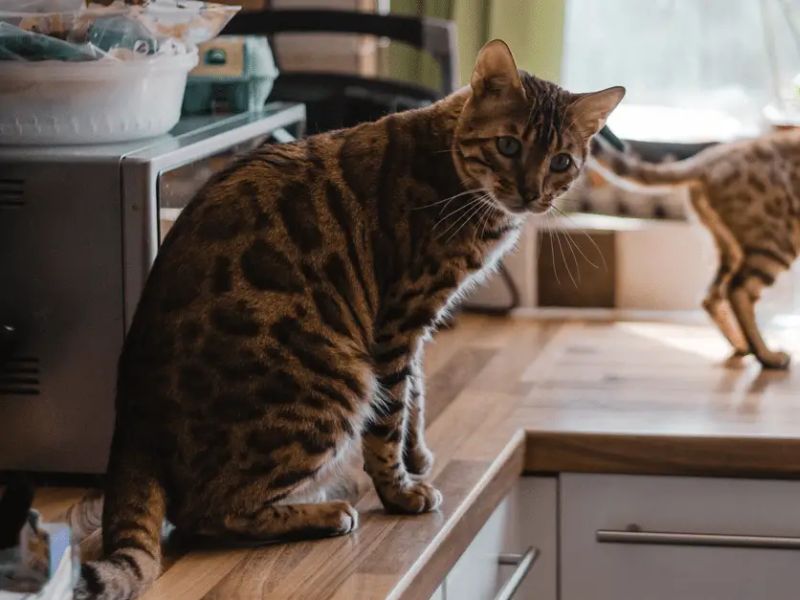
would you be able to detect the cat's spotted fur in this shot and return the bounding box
[75,41,623,599]
[591,133,800,369]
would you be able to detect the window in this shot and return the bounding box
[562,0,800,314]
[562,0,800,142]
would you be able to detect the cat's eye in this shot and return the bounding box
[496,136,521,157]
[550,153,572,172]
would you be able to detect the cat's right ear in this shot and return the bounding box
[470,39,524,99]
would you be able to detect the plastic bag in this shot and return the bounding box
[0,0,239,61]
[0,20,106,60]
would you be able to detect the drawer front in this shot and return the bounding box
[561,474,800,600]
[445,477,557,600]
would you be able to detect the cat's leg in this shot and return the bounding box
[363,337,442,514]
[703,263,750,356]
[689,184,750,356]
[728,257,791,369]
[177,452,361,541]
[200,502,359,541]
[403,349,434,477]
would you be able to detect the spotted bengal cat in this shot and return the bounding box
[75,40,623,599]
[591,133,800,369]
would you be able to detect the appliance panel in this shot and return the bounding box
[0,161,122,473]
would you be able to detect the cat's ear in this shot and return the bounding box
[470,39,524,98]
[568,86,626,137]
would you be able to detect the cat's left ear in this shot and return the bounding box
[568,86,626,138]
[470,39,524,99]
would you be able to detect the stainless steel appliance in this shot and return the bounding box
[0,103,306,474]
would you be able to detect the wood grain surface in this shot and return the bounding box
[31,314,800,599]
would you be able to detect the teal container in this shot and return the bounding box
[183,35,279,115]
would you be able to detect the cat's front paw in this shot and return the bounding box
[317,501,360,535]
[757,350,791,370]
[405,444,435,478]
[379,481,442,514]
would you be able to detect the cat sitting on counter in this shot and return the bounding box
[67,40,624,600]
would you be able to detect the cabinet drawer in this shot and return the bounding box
[444,477,556,600]
[561,474,800,600]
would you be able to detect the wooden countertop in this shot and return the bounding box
[33,315,800,600]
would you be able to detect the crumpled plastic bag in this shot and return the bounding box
[0,0,239,61]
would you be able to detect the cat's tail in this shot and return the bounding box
[589,134,703,188]
[74,445,166,600]
[65,491,104,542]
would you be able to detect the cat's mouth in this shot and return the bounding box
[501,198,552,215]
[527,200,553,214]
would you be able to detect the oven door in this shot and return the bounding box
[120,103,306,329]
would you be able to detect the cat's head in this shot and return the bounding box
[453,40,625,215]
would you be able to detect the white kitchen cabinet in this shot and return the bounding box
[441,477,557,600]
[560,473,800,600]
[429,584,445,600]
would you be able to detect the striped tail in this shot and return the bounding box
[589,135,703,187]
[75,448,166,600]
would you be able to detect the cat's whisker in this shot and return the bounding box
[546,213,561,285]
[438,188,491,216]
[553,226,578,288]
[562,228,585,281]
[432,195,486,231]
[477,201,496,242]
[551,205,607,271]
[413,188,487,211]
[440,195,491,242]
[447,201,494,242]
[563,225,599,270]
[550,210,583,280]
[439,194,492,241]
[473,200,495,243]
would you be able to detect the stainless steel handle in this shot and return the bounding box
[597,525,800,550]
[493,546,539,600]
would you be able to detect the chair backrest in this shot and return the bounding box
[223,8,459,94]
[222,9,459,132]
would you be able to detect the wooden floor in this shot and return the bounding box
[31,313,800,599]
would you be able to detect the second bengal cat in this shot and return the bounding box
[592,133,800,369]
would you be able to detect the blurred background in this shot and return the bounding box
[217,0,800,319]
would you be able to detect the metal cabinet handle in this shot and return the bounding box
[493,546,539,600]
[597,525,800,550]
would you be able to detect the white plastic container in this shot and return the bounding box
[0,48,198,145]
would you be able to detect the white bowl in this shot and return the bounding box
[0,49,198,145]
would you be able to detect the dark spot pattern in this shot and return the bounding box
[210,300,260,336]
[211,256,232,294]
[197,202,246,241]
[278,181,322,252]
[160,263,204,312]
[240,240,303,293]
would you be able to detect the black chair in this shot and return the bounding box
[223,9,458,133]
[223,8,520,315]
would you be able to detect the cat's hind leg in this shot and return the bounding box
[689,184,750,356]
[178,459,361,541]
[210,502,358,541]
[703,264,751,357]
[728,253,792,369]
